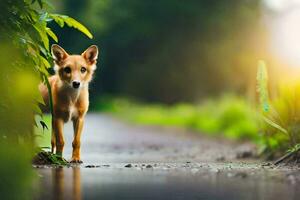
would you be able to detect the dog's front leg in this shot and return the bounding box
[71,116,84,163]
[53,118,65,156]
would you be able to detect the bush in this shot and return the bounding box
[94,95,259,141]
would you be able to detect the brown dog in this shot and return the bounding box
[39,44,98,163]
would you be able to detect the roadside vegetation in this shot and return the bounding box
[0,0,92,198]
[94,61,300,162]
[94,96,259,141]
[257,61,300,162]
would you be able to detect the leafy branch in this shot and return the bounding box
[2,0,93,149]
[15,0,93,117]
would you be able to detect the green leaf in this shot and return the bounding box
[46,28,58,42]
[256,60,269,112]
[37,0,43,8]
[36,91,45,105]
[288,144,300,153]
[33,23,49,50]
[50,14,64,27]
[33,103,43,116]
[40,121,49,131]
[49,14,93,39]
[39,12,48,22]
[38,45,48,57]
[39,67,49,77]
[40,55,51,68]
[262,116,288,135]
[64,17,93,39]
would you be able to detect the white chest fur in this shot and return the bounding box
[69,105,79,119]
[57,84,82,122]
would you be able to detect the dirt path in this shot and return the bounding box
[34,114,300,200]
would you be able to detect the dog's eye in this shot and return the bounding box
[81,67,87,73]
[64,67,71,74]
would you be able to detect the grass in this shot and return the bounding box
[93,95,260,142]
[257,61,300,160]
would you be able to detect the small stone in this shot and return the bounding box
[235,172,248,178]
[236,149,254,159]
[216,156,225,162]
[261,162,272,167]
[124,164,132,168]
[146,164,153,168]
[85,165,95,168]
[210,169,220,173]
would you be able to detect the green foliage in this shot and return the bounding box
[287,143,300,154]
[0,0,93,150]
[94,95,259,141]
[33,150,69,165]
[257,61,300,155]
[1,0,93,119]
[0,0,93,198]
[49,14,93,39]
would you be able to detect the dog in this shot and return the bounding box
[39,44,98,163]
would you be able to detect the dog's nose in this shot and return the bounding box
[72,81,80,89]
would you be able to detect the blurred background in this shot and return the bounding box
[48,0,300,102]
[51,0,266,103]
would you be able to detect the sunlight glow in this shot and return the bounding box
[267,0,300,66]
[265,0,300,11]
[271,10,300,66]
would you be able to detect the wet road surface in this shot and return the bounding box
[34,114,300,200]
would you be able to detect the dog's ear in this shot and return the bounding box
[82,45,99,65]
[51,44,69,64]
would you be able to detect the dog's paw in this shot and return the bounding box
[70,159,83,164]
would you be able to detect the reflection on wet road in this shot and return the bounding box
[34,114,300,200]
[38,167,81,200]
[36,165,300,200]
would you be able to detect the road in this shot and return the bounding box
[34,114,300,200]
